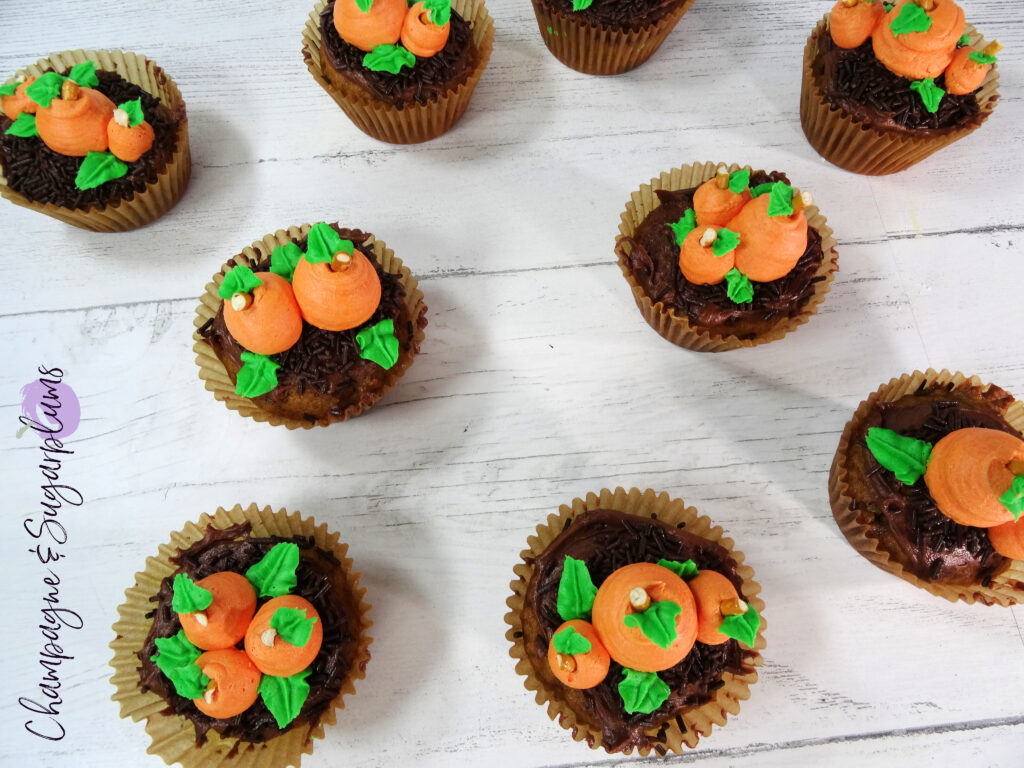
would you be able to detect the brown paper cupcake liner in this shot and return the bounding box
[192,223,426,429]
[829,369,1024,606]
[0,49,190,231]
[302,0,494,144]
[800,17,1000,176]
[505,487,766,756]
[614,161,838,352]
[109,503,373,768]
[529,0,695,76]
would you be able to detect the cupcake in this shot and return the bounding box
[109,503,372,767]
[506,488,765,755]
[615,162,838,352]
[193,221,427,428]
[801,0,1001,175]
[830,369,1024,606]
[530,0,697,75]
[0,49,189,231]
[302,0,494,143]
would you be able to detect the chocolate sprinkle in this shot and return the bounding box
[537,0,686,30]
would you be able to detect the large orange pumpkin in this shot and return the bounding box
[35,85,114,157]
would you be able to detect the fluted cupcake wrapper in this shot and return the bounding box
[529,0,695,76]
[109,503,373,768]
[0,49,190,232]
[302,0,494,144]
[615,161,838,352]
[830,369,1024,606]
[800,17,1000,176]
[504,487,765,756]
[192,223,426,429]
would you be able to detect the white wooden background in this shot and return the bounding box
[1,0,1023,765]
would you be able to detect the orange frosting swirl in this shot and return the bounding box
[179,571,258,651]
[401,2,451,58]
[223,271,304,356]
[35,87,115,157]
[693,179,749,227]
[107,114,155,162]
[193,648,261,719]
[728,195,808,283]
[2,76,37,120]
[829,0,885,50]
[546,619,610,690]
[291,249,382,332]
[944,46,989,95]
[244,595,323,678]
[333,0,406,52]
[678,226,734,286]
[989,518,1024,560]
[872,0,964,80]
[688,570,740,646]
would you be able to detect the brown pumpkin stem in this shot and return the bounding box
[112,107,130,128]
[230,292,253,311]
[791,190,812,214]
[914,0,935,11]
[983,41,1003,57]
[1009,459,1024,476]
[715,165,730,190]
[699,227,718,248]
[329,251,354,272]
[841,0,859,6]
[60,78,79,101]
[628,587,651,612]
[721,597,748,616]
[556,653,577,672]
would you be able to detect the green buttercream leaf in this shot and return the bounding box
[883,3,894,12]
[5,112,38,138]
[119,97,145,127]
[363,44,416,74]
[355,0,373,11]
[259,669,312,729]
[749,182,775,199]
[270,242,304,283]
[712,227,741,258]
[423,0,451,26]
[356,319,399,370]
[725,267,754,304]
[552,626,592,655]
[728,168,750,195]
[766,181,794,217]
[657,558,698,580]
[68,61,99,88]
[235,351,280,398]
[556,556,597,621]
[623,600,681,649]
[218,264,264,300]
[245,542,300,597]
[304,222,353,264]
[171,573,213,614]
[890,2,932,36]
[618,668,670,715]
[865,427,933,485]
[150,629,209,700]
[270,606,318,647]
[958,34,971,46]
[572,0,595,10]
[999,476,1024,523]
[74,151,127,191]
[668,209,697,247]
[968,51,997,65]
[0,82,17,97]
[719,604,761,647]
[910,78,945,114]
[25,71,65,107]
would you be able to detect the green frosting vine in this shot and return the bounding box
[552,625,592,656]
[725,267,753,304]
[67,61,99,88]
[749,181,775,199]
[5,113,38,138]
[728,168,750,195]
[968,51,997,65]
[245,542,300,598]
[304,222,353,264]
[171,573,213,614]
[890,2,932,37]
[363,44,416,74]
[0,82,17,97]
[719,604,761,647]
[270,606,318,647]
[119,97,145,127]
[766,181,794,217]
[424,0,452,26]
[910,78,945,114]
[657,558,698,580]
[259,669,312,729]
[865,427,933,485]
[668,209,697,247]
[572,0,595,10]
[356,319,399,370]
[618,668,670,714]
[218,264,264,300]
[556,556,597,621]
[623,601,681,649]
[999,476,1024,523]
[712,227,740,258]
[25,72,65,107]
[270,242,304,282]
[235,351,281,398]
[151,630,209,700]
[74,151,127,191]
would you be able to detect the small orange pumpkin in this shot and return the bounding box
[334,0,406,52]
[192,648,261,719]
[244,595,323,678]
[35,83,114,157]
[107,108,155,162]
[944,46,989,95]
[401,2,451,58]
[688,570,740,646]
[546,619,610,690]
[223,271,304,355]
[178,572,257,651]
[989,518,1024,560]
[728,194,807,283]
[678,226,735,286]
[2,76,37,120]
[291,249,382,332]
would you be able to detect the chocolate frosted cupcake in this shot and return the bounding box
[531,0,697,75]
[194,221,426,429]
[110,504,372,767]
[506,488,765,755]
[801,0,1001,175]
[615,162,837,352]
[0,49,189,231]
[830,369,1024,606]
[302,0,494,143]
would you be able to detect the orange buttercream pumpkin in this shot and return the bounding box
[2,76,37,120]
[693,178,750,227]
[244,595,323,678]
[334,0,406,52]
[291,250,382,332]
[107,114,155,162]
[988,518,1024,560]
[728,194,807,283]
[35,86,115,157]
[871,0,964,80]
[546,619,610,690]
[179,571,258,651]
[401,2,451,57]
[829,0,885,49]
[678,227,734,286]
[688,570,740,646]
[223,271,304,355]
[193,648,261,719]
[924,427,1024,528]
[944,46,989,95]
[591,562,697,673]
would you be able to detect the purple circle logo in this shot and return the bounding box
[19,379,80,439]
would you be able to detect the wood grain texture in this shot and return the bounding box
[1,0,1022,766]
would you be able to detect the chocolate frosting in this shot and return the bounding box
[846,383,1019,585]
[138,523,363,744]
[0,70,181,210]
[537,0,686,31]
[319,1,477,108]
[621,171,827,340]
[521,509,755,753]
[816,31,982,135]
